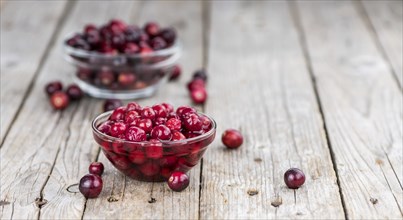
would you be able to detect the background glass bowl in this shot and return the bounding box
[92,111,216,182]
[63,36,181,99]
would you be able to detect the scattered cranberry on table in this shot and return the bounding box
[89,162,104,176]
[79,174,103,198]
[169,65,182,81]
[103,99,123,112]
[50,91,69,110]
[167,171,190,192]
[46,81,83,110]
[284,168,305,189]
[66,84,83,100]
[45,81,63,96]
[221,129,243,149]
[187,69,208,104]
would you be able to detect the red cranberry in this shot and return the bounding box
[167,171,189,192]
[154,117,167,126]
[222,129,243,149]
[161,103,174,113]
[172,131,186,141]
[133,118,153,133]
[140,46,153,55]
[118,72,136,87]
[123,42,140,54]
[152,104,167,118]
[159,27,176,44]
[165,118,182,131]
[144,22,160,37]
[66,84,83,100]
[125,126,147,141]
[50,91,69,110]
[183,114,202,132]
[112,34,126,49]
[159,155,178,168]
[109,19,127,34]
[193,69,208,81]
[176,106,196,118]
[109,107,127,121]
[145,139,163,159]
[150,125,172,141]
[112,141,126,154]
[139,161,160,176]
[134,81,147,89]
[129,151,146,164]
[79,174,103,198]
[183,130,203,139]
[191,88,207,104]
[141,107,156,120]
[84,24,97,34]
[167,112,180,120]
[89,162,104,176]
[103,99,123,112]
[124,110,140,124]
[77,68,93,81]
[126,102,141,112]
[200,115,212,131]
[45,81,63,96]
[284,168,305,189]
[187,78,205,91]
[110,122,127,137]
[98,70,115,86]
[85,31,101,49]
[125,26,142,43]
[150,37,167,50]
[169,65,181,81]
[97,121,112,135]
[112,155,131,170]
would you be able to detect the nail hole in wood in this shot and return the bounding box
[370,197,378,205]
[247,189,259,196]
[107,196,119,203]
[35,197,48,208]
[0,200,10,206]
[254,158,262,163]
[271,197,282,207]
[148,197,156,203]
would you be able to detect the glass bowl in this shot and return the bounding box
[63,34,181,99]
[92,111,216,182]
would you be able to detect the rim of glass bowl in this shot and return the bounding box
[92,110,217,147]
[63,32,182,60]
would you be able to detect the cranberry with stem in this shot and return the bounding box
[284,168,305,189]
[167,171,189,192]
[79,174,103,198]
[89,162,104,176]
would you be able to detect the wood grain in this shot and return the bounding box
[0,0,67,143]
[361,0,403,88]
[200,1,344,219]
[82,1,204,219]
[296,1,403,218]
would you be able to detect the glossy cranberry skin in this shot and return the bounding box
[154,117,167,126]
[145,139,163,159]
[110,122,127,137]
[126,102,141,112]
[176,106,196,118]
[124,110,140,124]
[118,72,136,87]
[168,171,189,192]
[103,99,123,112]
[152,104,168,118]
[150,125,172,141]
[161,103,174,113]
[159,27,176,44]
[109,107,127,121]
[133,118,153,133]
[123,43,140,54]
[66,84,83,100]
[150,37,167,50]
[125,26,142,43]
[109,19,127,34]
[89,162,104,176]
[284,168,305,189]
[45,81,63,96]
[79,174,103,198]
[84,24,97,34]
[191,88,207,104]
[125,126,147,141]
[200,115,212,131]
[141,107,156,120]
[50,91,69,110]
[169,65,181,81]
[172,131,186,141]
[144,22,160,37]
[98,70,115,86]
[222,129,243,149]
[187,78,205,91]
[193,69,208,81]
[183,114,202,132]
[165,118,182,131]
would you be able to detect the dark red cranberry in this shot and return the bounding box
[191,88,207,104]
[99,25,113,40]
[167,171,189,192]
[144,22,160,37]
[98,70,115,86]
[128,151,146,164]
[126,102,141,112]
[66,84,83,100]
[150,125,172,141]
[187,78,205,91]
[159,27,176,44]
[169,65,181,81]
[141,107,156,120]
[124,26,142,43]
[84,24,97,34]
[118,72,136,87]
[99,43,118,55]
[109,107,127,121]
[183,114,202,132]
[200,115,212,131]
[125,126,147,141]
[161,103,174,113]
[112,155,131,170]
[79,174,103,198]
[97,120,112,135]
[111,33,126,50]
[183,130,203,139]
[193,69,208,81]
[85,31,101,49]
[133,118,153,133]
[124,110,140,124]
[112,141,126,154]
[77,68,93,81]
[139,161,160,176]
[139,46,153,55]
[222,129,243,149]
[176,106,196,118]
[45,81,63,96]
[172,131,186,141]
[284,168,305,189]
[145,139,163,159]
[103,99,123,112]
[154,117,167,126]
[150,37,167,50]
[123,43,140,54]
[167,112,180,120]
[152,104,168,118]
[50,91,69,110]
[110,122,127,137]
[89,162,104,176]
[139,32,149,42]
[159,155,178,168]
[109,19,127,34]
[165,118,182,131]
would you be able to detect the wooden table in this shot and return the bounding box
[1,1,402,219]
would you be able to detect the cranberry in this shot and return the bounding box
[134,81,147,89]
[187,78,205,91]
[103,99,123,112]
[139,161,160,176]
[77,68,93,81]
[183,130,203,139]
[159,27,176,44]
[84,24,97,34]
[124,110,139,124]
[89,162,104,176]
[141,107,156,120]
[123,42,140,54]
[111,34,126,50]
[150,37,167,50]
[152,104,167,118]
[129,151,146,164]
[169,65,181,81]
[140,46,153,55]
[161,103,174,113]
[167,112,180,120]
[99,43,118,55]
[133,118,153,133]
[97,121,112,135]
[154,117,167,126]
[165,118,182,131]
[191,88,207,104]
[126,102,141,111]
[159,155,178,167]
[45,81,63,96]
[176,106,195,118]
[284,168,305,189]
[118,72,136,87]
[183,114,202,132]
[171,131,186,141]
[112,141,126,154]
[110,122,127,137]
[112,155,131,170]
[193,69,208,81]
[145,139,163,159]
[150,125,172,141]
[222,129,243,149]
[79,174,103,198]
[66,84,83,100]
[200,115,212,131]
[109,19,127,34]
[85,31,101,49]
[98,70,115,86]
[125,126,147,141]
[50,91,69,110]
[125,26,142,43]
[167,171,189,192]
[144,22,160,37]
[109,107,127,121]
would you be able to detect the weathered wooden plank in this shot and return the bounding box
[200,1,344,219]
[296,1,403,219]
[0,0,68,143]
[0,1,134,219]
[83,1,204,219]
[361,0,403,88]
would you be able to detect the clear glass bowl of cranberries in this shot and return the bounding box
[91,102,216,182]
[63,20,181,99]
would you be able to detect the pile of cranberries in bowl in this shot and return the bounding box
[63,19,181,99]
[92,102,216,182]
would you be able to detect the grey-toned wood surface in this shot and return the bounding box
[1,1,402,219]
